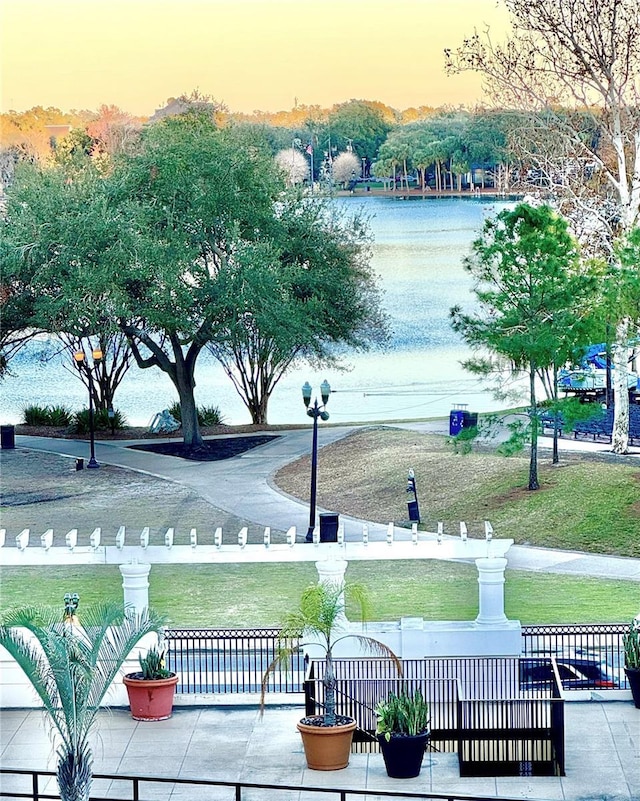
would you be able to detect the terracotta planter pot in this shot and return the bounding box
[624,666,640,709]
[296,717,356,770]
[377,731,430,778]
[123,673,179,721]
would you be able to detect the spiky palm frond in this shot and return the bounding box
[261,581,401,722]
[0,602,166,801]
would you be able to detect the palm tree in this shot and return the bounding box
[0,599,166,801]
[262,581,401,725]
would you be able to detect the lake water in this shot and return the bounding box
[1,196,516,427]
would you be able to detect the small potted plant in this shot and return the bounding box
[261,579,400,771]
[123,645,179,721]
[623,618,640,708]
[375,687,430,778]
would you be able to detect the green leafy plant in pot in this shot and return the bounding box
[123,645,179,721]
[261,580,400,771]
[375,688,430,778]
[622,618,640,708]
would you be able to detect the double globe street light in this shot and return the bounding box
[302,380,331,542]
[73,346,103,469]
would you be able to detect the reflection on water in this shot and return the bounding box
[1,196,517,426]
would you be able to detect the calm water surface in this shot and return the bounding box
[2,196,516,427]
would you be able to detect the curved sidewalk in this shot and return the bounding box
[9,427,640,582]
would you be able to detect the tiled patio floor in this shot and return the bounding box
[1,702,638,800]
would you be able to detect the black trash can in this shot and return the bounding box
[1,424,15,449]
[319,513,339,543]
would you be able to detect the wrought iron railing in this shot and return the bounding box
[163,623,629,696]
[165,627,304,694]
[304,656,565,777]
[0,767,557,801]
[521,622,628,689]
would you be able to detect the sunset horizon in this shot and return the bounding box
[1,0,510,117]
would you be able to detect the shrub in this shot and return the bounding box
[198,404,225,426]
[46,405,74,427]
[22,404,73,426]
[71,408,127,434]
[22,405,53,426]
[166,401,182,423]
[167,402,225,427]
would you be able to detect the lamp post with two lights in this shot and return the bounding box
[73,346,103,468]
[302,379,331,542]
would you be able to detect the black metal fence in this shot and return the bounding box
[164,623,629,696]
[165,628,304,694]
[303,657,565,778]
[521,622,628,689]
[0,767,548,801]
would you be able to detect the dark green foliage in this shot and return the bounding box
[167,402,225,427]
[375,688,430,740]
[71,408,127,434]
[47,405,75,426]
[22,404,73,426]
[22,404,53,426]
[450,202,598,489]
[623,620,640,669]
[138,646,172,679]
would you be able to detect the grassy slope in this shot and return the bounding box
[275,428,640,557]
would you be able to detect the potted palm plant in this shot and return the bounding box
[375,687,430,778]
[623,618,640,708]
[261,579,400,771]
[0,596,165,801]
[123,645,179,720]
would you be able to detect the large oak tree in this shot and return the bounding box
[3,110,386,444]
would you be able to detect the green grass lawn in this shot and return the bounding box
[2,561,637,626]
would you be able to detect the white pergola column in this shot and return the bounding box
[316,558,349,623]
[474,557,508,626]
[119,561,151,617]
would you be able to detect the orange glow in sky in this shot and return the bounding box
[1,0,510,115]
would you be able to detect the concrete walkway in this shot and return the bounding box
[2,702,639,801]
[9,426,640,581]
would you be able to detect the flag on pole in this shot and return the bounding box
[305,144,313,155]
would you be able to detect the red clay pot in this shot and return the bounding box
[123,673,179,721]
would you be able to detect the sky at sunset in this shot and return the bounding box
[1,0,510,116]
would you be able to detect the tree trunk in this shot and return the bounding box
[552,366,559,465]
[324,654,336,725]
[57,742,93,801]
[176,377,202,448]
[247,392,268,425]
[611,318,630,454]
[528,368,540,490]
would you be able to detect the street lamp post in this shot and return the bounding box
[74,346,103,469]
[302,380,331,542]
